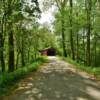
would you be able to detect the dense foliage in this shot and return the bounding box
[0,0,56,73]
[53,0,100,67]
[0,56,47,96]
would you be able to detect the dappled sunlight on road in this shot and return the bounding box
[2,57,100,100]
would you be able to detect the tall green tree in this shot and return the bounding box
[85,0,92,66]
[55,0,68,57]
[69,0,75,60]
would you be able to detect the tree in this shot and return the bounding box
[0,0,41,72]
[85,0,92,66]
[0,0,7,72]
[55,0,68,57]
[69,0,75,60]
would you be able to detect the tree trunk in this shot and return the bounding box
[16,50,20,69]
[86,0,91,66]
[94,36,97,66]
[21,38,25,66]
[82,29,86,65]
[0,33,5,72]
[69,0,75,60]
[61,18,67,57]
[21,51,25,66]
[0,15,5,72]
[8,23,15,72]
[28,48,30,63]
[76,33,79,62]
[86,25,91,66]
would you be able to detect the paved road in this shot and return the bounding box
[2,57,100,100]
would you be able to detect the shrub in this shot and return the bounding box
[0,56,47,96]
[62,57,100,80]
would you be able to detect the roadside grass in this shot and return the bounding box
[62,57,100,80]
[0,56,48,96]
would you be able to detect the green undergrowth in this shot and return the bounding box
[62,57,100,80]
[0,56,48,96]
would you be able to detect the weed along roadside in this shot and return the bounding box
[61,57,100,81]
[0,56,48,97]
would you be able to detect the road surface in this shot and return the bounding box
[2,57,100,100]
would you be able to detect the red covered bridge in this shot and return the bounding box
[39,47,56,56]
